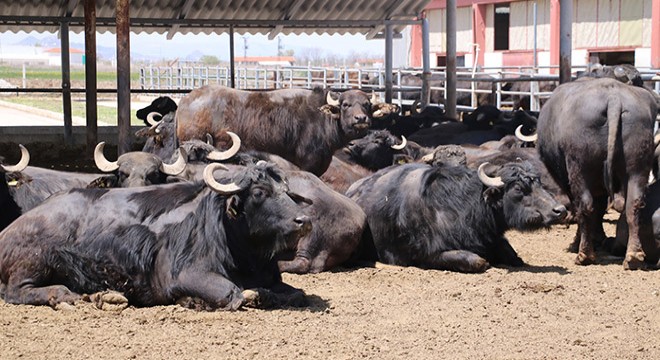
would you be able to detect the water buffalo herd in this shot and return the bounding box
[1,69,659,310]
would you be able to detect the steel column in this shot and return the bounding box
[60,21,73,145]
[559,0,572,84]
[116,0,131,155]
[420,15,431,108]
[446,0,457,120]
[229,25,236,88]
[84,0,98,154]
[385,24,393,103]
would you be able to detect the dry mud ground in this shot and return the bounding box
[1,212,658,360]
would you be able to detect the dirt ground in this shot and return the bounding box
[0,212,658,360]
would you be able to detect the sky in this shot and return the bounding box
[0,30,386,61]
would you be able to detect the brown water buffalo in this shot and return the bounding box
[175,85,398,176]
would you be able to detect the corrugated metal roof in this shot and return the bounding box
[0,0,431,37]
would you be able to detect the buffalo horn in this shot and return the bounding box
[420,153,434,163]
[1,144,30,172]
[160,147,187,175]
[371,91,378,104]
[478,162,504,188]
[203,163,243,194]
[391,135,407,150]
[146,111,161,126]
[515,125,538,143]
[207,131,242,161]
[93,142,119,172]
[326,91,340,106]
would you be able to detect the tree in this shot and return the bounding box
[200,55,221,65]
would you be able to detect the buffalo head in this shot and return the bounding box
[204,161,312,258]
[94,143,187,187]
[478,161,567,230]
[321,90,398,140]
[344,130,407,171]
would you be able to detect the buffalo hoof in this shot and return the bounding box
[86,291,129,312]
[242,288,307,309]
[575,252,596,265]
[623,252,647,270]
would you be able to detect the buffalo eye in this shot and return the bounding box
[341,102,349,108]
[251,187,268,200]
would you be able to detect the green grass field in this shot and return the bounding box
[1,96,144,126]
[0,65,139,83]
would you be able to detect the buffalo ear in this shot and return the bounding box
[226,195,242,219]
[482,187,503,205]
[372,103,399,117]
[86,175,119,188]
[319,104,339,115]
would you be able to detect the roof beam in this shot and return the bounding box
[366,0,410,40]
[166,0,196,40]
[268,0,306,40]
[0,16,421,28]
[63,0,80,16]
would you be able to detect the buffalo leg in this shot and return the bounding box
[174,271,244,310]
[492,238,525,267]
[623,175,647,270]
[278,235,315,274]
[423,250,490,273]
[3,267,80,307]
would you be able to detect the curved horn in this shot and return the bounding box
[1,144,30,172]
[207,131,242,161]
[326,91,340,106]
[93,142,119,172]
[515,125,538,143]
[205,133,214,145]
[203,163,243,194]
[160,147,187,175]
[146,111,161,126]
[391,135,407,150]
[371,91,378,104]
[478,162,504,188]
[420,153,434,163]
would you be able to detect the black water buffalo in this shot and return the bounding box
[537,77,658,269]
[0,162,311,309]
[175,85,398,176]
[92,142,190,187]
[277,170,366,273]
[346,161,567,272]
[135,96,178,126]
[408,108,537,148]
[0,148,27,231]
[343,130,428,171]
[370,105,446,138]
[136,112,177,160]
[1,145,105,230]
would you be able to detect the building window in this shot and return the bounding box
[589,51,635,66]
[494,3,510,51]
[436,55,465,68]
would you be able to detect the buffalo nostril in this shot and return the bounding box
[294,215,311,228]
[354,115,367,123]
[553,205,567,218]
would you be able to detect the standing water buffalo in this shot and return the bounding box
[346,161,567,272]
[537,77,658,269]
[175,85,398,176]
[0,162,311,309]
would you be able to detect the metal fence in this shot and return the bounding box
[139,65,660,112]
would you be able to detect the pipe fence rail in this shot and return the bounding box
[137,64,660,112]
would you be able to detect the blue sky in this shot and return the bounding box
[0,30,386,61]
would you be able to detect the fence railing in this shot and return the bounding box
[139,65,660,112]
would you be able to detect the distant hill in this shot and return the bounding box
[12,34,154,61]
